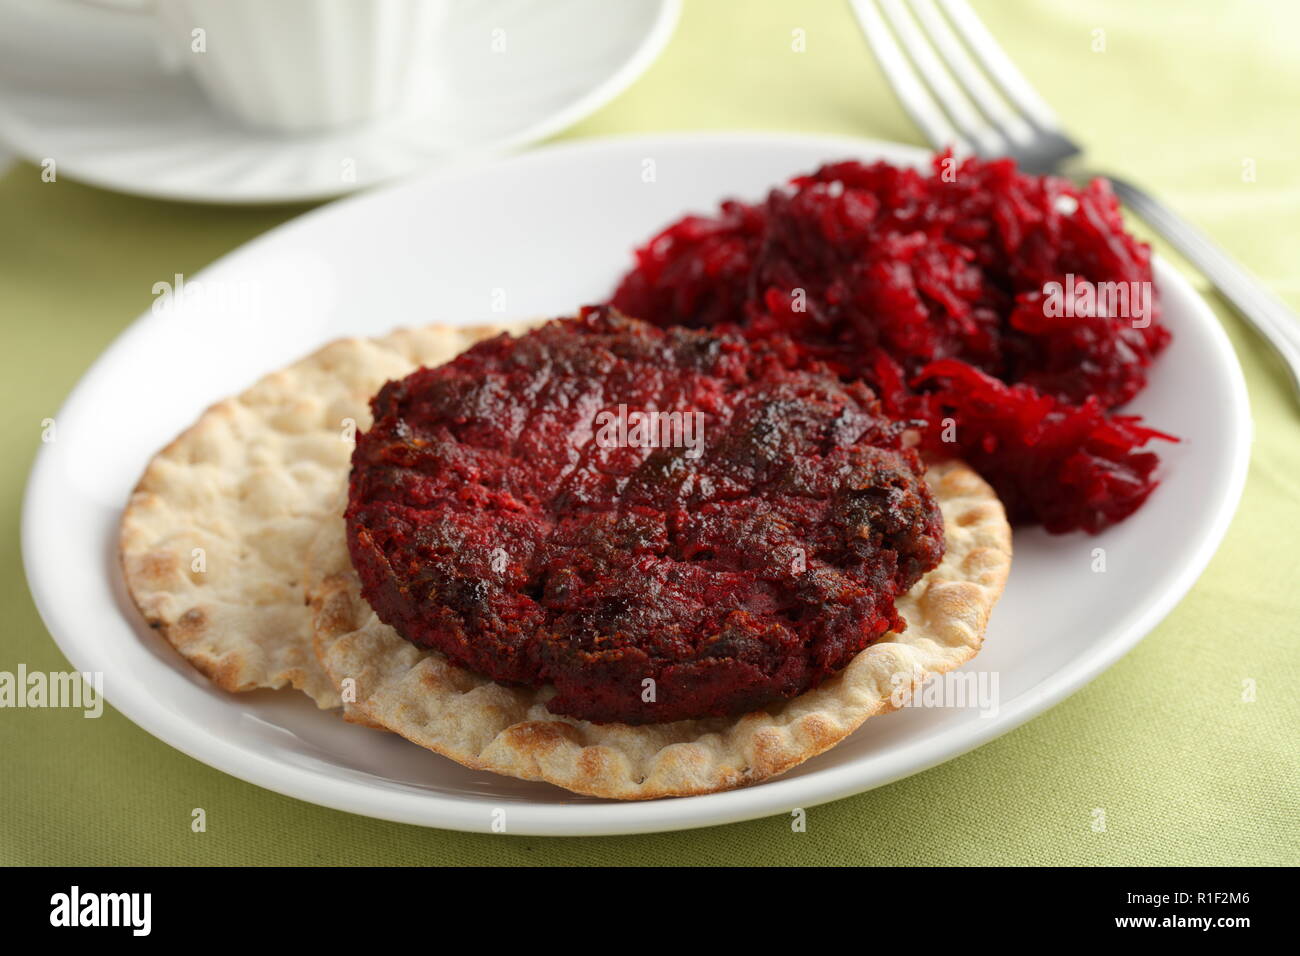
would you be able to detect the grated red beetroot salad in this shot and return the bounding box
[611,154,1177,534]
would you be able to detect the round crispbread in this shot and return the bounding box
[306,456,1011,799]
[119,321,536,707]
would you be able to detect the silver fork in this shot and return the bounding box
[850,0,1300,402]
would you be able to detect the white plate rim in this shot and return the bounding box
[21,131,1253,836]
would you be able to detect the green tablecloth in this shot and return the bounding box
[2,0,1296,866]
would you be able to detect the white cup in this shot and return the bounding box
[72,0,448,133]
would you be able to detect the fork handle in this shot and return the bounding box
[1101,173,1300,401]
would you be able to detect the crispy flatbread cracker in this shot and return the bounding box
[120,322,534,706]
[307,458,1011,799]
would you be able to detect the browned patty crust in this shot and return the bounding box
[345,307,944,724]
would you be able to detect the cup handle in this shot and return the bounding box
[63,0,153,11]
[61,0,189,73]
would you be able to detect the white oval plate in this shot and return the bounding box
[22,133,1251,836]
[0,0,679,203]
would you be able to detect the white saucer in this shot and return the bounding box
[0,0,679,203]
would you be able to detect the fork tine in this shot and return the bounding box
[937,0,1063,132]
[849,0,970,154]
[877,0,1004,157]
[907,0,1036,149]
